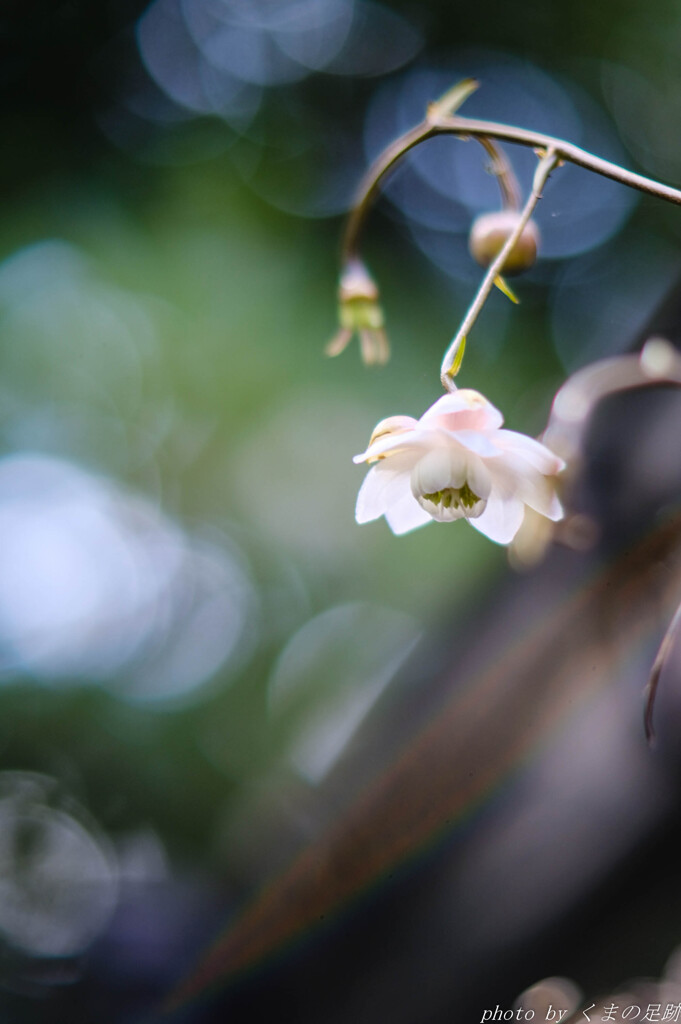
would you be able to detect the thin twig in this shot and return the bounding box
[439,148,559,389]
[342,112,681,265]
[475,136,521,211]
[342,122,437,260]
[440,113,681,205]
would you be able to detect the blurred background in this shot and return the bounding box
[4,1,681,1022]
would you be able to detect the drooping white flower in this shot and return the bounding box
[353,388,565,544]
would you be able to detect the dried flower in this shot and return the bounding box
[353,388,565,543]
[326,259,389,365]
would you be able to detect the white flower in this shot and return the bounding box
[353,388,565,544]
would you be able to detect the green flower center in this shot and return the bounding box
[422,482,482,511]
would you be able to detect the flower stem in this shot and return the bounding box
[341,112,681,267]
[342,122,436,261]
[476,136,521,211]
[441,113,681,204]
[342,124,521,260]
[440,148,560,390]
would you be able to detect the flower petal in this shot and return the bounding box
[469,493,525,544]
[416,494,468,522]
[354,388,564,543]
[368,415,419,447]
[325,327,353,357]
[420,390,504,432]
[466,455,492,501]
[453,428,503,458]
[355,464,412,524]
[516,473,563,522]
[384,493,433,535]
[487,450,564,523]
[353,425,425,464]
[411,446,467,496]
[495,430,565,474]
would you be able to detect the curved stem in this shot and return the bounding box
[476,136,521,211]
[440,113,681,204]
[342,112,681,266]
[440,149,560,390]
[342,123,521,260]
[342,122,437,260]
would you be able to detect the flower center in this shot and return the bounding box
[421,482,486,518]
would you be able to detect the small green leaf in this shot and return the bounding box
[448,335,466,377]
[494,275,520,304]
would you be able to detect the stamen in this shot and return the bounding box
[421,483,485,517]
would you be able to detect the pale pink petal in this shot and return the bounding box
[354,389,564,542]
[466,455,492,501]
[452,429,503,458]
[487,450,564,523]
[355,465,412,524]
[416,495,467,522]
[483,459,518,502]
[420,390,504,433]
[353,425,428,464]
[419,392,471,419]
[469,493,525,544]
[516,473,563,521]
[384,493,433,535]
[494,430,565,474]
[410,446,467,496]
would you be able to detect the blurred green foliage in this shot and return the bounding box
[0,132,517,871]
[0,0,680,931]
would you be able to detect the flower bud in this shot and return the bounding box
[326,259,389,365]
[469,210,539,275]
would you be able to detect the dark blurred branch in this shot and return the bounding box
[540,338,681,741]
[165,508,681,1013]
[544,338,681,484]
[645,598,681,743]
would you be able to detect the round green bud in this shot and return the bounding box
[469,210,540,275]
